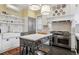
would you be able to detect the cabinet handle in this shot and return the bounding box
[6,39,9,41]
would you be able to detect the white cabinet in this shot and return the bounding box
[2,38,12,52]
[42,16,48,25]
[0,14,22,53]
[1,33,20,53]
[0,14,24,33]
[11,37,20,48]
[36,16,43,32]
[9,24,23,33]
[2,33,20,39]
[0,39,1,53]
[0,35,2,53]
[0,24,8,33]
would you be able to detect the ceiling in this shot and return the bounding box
[5,4,79,16]
[6,4,52,11]
[6,4,28,11]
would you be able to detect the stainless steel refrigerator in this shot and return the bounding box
[28,17,36,34]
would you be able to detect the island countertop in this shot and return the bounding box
[20,33,52,41]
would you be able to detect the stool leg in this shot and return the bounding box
[25,46,28,55]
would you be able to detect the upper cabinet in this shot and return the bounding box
[0,14,24,33]
[36,16,43,32]
[36,16,49,33]
[42,16,48,25]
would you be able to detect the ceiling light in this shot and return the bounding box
[6,4,20,12]
[29,5,40,11]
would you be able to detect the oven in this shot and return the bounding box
[51,31,71,48]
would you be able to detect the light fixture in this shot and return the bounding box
[41,5,51,15]
[29,4,40,11]
[6,4,20,12]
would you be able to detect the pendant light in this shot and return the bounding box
[41,5,51,15]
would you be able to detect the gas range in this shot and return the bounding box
[51,31,71,48]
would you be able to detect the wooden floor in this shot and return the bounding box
[0,47,20,55]
[0,46,76,55]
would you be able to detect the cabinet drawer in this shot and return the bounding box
[12,37,20,48]
[1,24,8,33]
[0,35,2,53]
[2,33,20,39]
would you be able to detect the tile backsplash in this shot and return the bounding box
[52,21,71,32]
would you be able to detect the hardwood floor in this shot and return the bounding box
[0,46,76,55]
[0,47,20,55]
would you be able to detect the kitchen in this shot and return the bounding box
[0,4,79,55]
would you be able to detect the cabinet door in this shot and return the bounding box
[0,39,1,53]
[2,38,20,53]
[2,39,11,52]
[42,16,48,25]
[3,33,20,39]
[15,37,20,47]
[10,24,23,32]
[36,17,43,32]
[0,35,2,53]
[11,37,20,48]
[1,24,8,33]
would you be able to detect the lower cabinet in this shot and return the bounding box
[11,37,20,48]
[1,37,20,53]
[0,35,2,53]
[2,39,11,52]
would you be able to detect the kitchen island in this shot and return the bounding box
[20,33,52,55]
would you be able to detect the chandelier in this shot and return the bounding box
[41,5,51,15]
